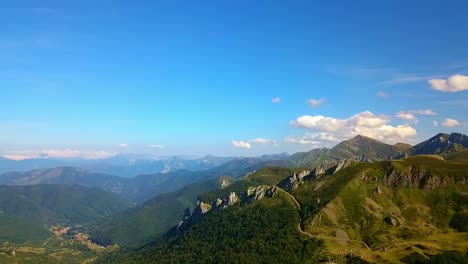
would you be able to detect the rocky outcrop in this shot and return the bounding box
[177,192,239,230]
[245,185,278,203]
[227,192,238,206]
[177,185,281,231]
[277,170,311,190]
[191,201,212,223]
[278,160,353,191]
[177,207,192,229]
[313,159,353,177]
[382,167,466,190]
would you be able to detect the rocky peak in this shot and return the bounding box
[245,185,278,203]
[277,170,311,190]
[278,160,353,191]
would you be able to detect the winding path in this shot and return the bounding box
[276,187,371,250]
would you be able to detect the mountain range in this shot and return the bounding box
[0,154,238,177]
[1,132,467,263]
[97,146,468,263]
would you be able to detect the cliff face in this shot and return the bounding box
[383,167,467,190]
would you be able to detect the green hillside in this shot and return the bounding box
[97,192,325,264]
[91,176,234,247]
[91,164,304,247]
[0,184,131,244]
[329,135,411,161]
[98,154,468,263]
[294,156,468,263]
[289,148,335,168]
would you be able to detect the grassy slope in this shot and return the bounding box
[329,135,410,161]
[294,156,468,263]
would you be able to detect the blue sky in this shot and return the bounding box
[1,0,468,159]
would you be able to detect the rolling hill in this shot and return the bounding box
[97,151,468,263]
[0,184,131,244]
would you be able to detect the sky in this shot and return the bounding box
[1,0,468,159]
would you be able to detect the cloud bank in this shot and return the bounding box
[288,111,416,146]
[2,149,116,160]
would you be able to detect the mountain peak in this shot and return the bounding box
[411,132,468,155]
[330,135,406,161]
[350,134,378,141]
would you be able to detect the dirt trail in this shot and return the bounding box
[276,187,371,250]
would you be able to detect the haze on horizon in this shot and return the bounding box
[1,1,468,160]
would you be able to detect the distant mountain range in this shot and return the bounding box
[3,133,464,180]
[97,136,468,264]
[2,133,467,205]
[289,132,468,166]
[0,157,292,204]
[90,132,468,247]
[1,132,467,263]
[0,154,239,177]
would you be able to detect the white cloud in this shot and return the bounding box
[288,111,416,146]
[148,144,165,149]
[429,74,468,92]
[285,132,339,146]
[231,141,251,149]
[231,138,276,149]
[119,143,128,148]
[433,121,439,127]
[377,91,387,97]
[396,112,416,121]
[2,149,116,160]
[272,97,281,104]
[307,98,325,108]
[249,138,276,145]
[396,109,436,123]
[442,118,460,127]
[413,109,437,115]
